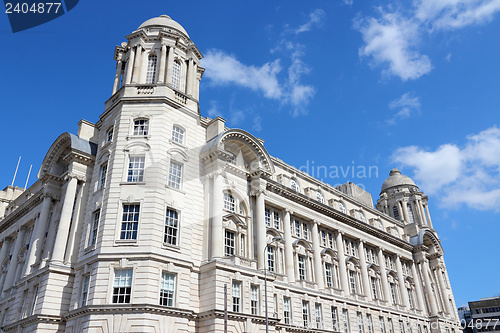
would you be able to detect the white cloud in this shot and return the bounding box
[386,93,421,124]
[355,0,500,80]
[343,0,354,5]
[355,12,432,81]
[207,100,220,118]
[253,115,262,132]
[392,126,500,211]
[202,49,283,100]
[295,9,326,34]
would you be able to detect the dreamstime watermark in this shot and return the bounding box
[297,160,379,189]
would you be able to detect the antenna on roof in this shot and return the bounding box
[24,164,32,190]
[11,156,21,187]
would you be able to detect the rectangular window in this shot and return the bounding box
[164,208,179,245]
[343,309,351,333]
[89,210,100,247]
[357,312,364,333]
[295,220,300,237]
[321,230,327,246]
[168,161,182,189]
[332,306,339,331]
[379,317,386,333]
[408,288,414,308]
[121,204,140,240]
[298,255,306,280]
[232,281,241,312]
[325,263,333,288]
[329,232,334,249]
[80,275,90,307]
[239,234,245,257]
[273,211,280,229]
[133,119,149,135]
[251,285,259,315]
[224,192,235,212]
[371,277,378,299]
[284,297,291,324]
[302,223,309,239]
[172,61,181,90]
[99,163,107,189]
[406,322,412,333]
[113,269,132,303]
[146,55,157,83]
[160,272,175,306]
[349,270,357,294]
[106,127,114,143]
[302,301,309,327]
[172,125,185,144]
[30,286,39,316]
[367,314,373,333]
[225,230,235,256]
[315,303,323,329]
[267,246,275,272]
[390,283,397,304]
[388,319,394,333]
[399,321,405,333]
[127,156,145,182]
[265,208,271,227]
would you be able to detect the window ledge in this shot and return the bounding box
[165,185,185,194]
[115,239,139,246]
[84,245,96,253]
[126,135,151,141]
[121,181,146,186]
[169,139,188,150]
[162,243,181,252]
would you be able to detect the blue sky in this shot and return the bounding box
[1,0,499,307]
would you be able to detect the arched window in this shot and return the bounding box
[407,203,415,223]
[171,125,185,145]
[133,118,149,136]
[172,60,181,90]
[224,192,235,212]
[393,206,400,220]
[146,54,157,84]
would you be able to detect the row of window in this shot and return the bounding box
[229,282,428,331]
[103,121,185,146]
[144,54,182,90]
[80,270,176,307]
[89,205,179,246]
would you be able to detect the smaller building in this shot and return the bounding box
[457,306,473,333]
[468,297,500,333]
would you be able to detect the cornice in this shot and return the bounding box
[266,180,414,252]
[64,304,195,321]
[2,314,62,332]
[0,189,43,234]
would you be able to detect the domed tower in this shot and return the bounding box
[111,15,204,109]
[376,169,434,235]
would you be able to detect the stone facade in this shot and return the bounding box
[0,15,460,333]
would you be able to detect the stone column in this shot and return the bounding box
[139,47,148,83]
[283,209,295,282]
[396,203,404,221]
[401,201,410,222]
[158,45,167,83]
[254,186,266,270]
[186,58,194,96]
[357,240,371,301]
[132,46,142,83]
[166,46,174,85]
[335,231,349,295]
[424,205,434,229]
[25,195,52,276]
[112,53,123,94]
[417,200,427,226]
[435,265,450,314]
[211,171,223,259]
[312,221,324,289]
[0,238,11,273]
[125,46,136,84]
[51,176,78,264]
[378,247,392,306]
[411,261,425,311]
[421,261,438,315]
[2,228,26,294]
[395,255,410,308]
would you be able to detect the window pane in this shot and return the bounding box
[121,204,140,240]
[127,156,145,182]
[160,272,175,306]
[168,161,182,189]
[164,208,179,245]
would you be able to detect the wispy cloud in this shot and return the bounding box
[207,100,220,118]
[294,9,326,34]
[392,126,500,211]
[386,92,421,124]
[202,9,322,118]
[355,0,500,80]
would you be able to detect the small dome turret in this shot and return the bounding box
[381,168,417,193]
[138,15,190,38]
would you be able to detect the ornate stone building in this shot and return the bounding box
[0,15,460,333]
